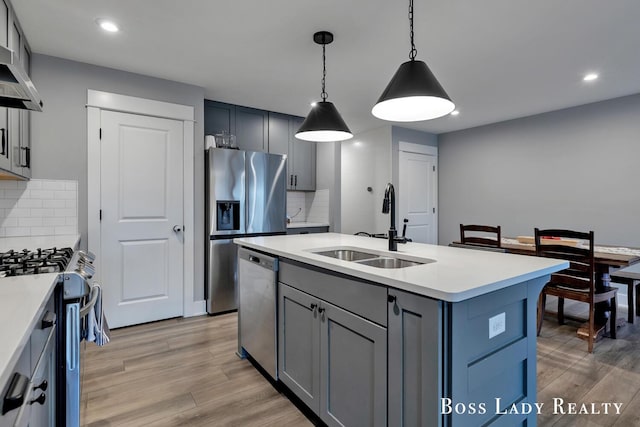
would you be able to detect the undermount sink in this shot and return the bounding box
[312,247,434,269]
[356,257,428,269]
[314,249,378,261]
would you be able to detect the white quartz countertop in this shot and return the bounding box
[286,222,330,229]
[0,234,81,252]
[0,273,59,388]
[234,233,568,302]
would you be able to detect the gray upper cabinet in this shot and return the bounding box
[204,100,236,136]
[290,116,316,191]
[268,113,316,191]
[235,106,268,152]
[0,1,31,179]
[0,2,8,172]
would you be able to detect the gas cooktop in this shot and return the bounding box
[0,247,74,277]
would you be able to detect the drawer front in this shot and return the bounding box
[279,260,387,326]
[1,339,31,427]
[30,296,56,372]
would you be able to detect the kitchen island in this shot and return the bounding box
[235,233,568,427]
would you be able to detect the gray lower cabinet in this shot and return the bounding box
[388,289,443,427]
[279,283,387,427]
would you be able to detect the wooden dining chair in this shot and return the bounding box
[535,228,618,353]
[459,224,502,248]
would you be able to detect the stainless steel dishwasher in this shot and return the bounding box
[237,247,278,380]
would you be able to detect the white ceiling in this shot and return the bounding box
[12,0,640,134]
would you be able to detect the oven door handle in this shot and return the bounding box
[79,285,100,319]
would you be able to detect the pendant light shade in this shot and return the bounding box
[295,31,353,142]
[295,101,352,142]
[372,0,455,122]
[372,60,455,122]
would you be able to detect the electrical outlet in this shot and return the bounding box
[489,312,506,339]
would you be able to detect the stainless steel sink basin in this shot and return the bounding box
[356,257,431,269]
[314,249,379,261]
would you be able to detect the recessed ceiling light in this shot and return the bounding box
[96,19,119,33]
[450,110,460,116]
[583,73,598,82]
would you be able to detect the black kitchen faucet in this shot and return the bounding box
[382,183,411,251]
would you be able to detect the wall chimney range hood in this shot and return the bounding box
[0,45,43,111]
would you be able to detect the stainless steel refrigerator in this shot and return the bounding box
[205,148,287,314]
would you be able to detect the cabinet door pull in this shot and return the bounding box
[0,128,5,156]
[388,295,397,303]
[290,175,293,186]
[29,393,46,406]
[294,175,298,187]
[318,306,325,320]
[20,147,30,168]
[2,372,29,414]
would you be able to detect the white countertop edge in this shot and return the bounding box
[286,222,330,229]
[234,238,568,302]
[0,273,59,388]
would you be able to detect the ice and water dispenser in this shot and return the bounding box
[216,201,241,231]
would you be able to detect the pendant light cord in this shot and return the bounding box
[321,43,328,102]
[409,0,417,61]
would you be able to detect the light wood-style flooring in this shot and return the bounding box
[81,302,640,427]
[80,313,312,427]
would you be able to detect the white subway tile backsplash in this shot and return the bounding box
[43,200,66,209]
[30,227,55,236]
[54,208,76,217]
[43,217,66,227]
[7,208,29,218]
[41,181,66,190]
[4,189,26,199]
[0,199,16,208]
[54,226,76,235]
[30,208,54,217]
[18,217,43,227]
[5,227,30,237]
[0,181,18,189]
[29,190,55,199]
[53,190,76,200]
[0,179,78,237]
[17,199,43,209]
[26,180,42,190]
[1,217,18,227]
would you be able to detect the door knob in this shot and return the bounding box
[173,225,183,233]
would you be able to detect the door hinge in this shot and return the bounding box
[99,210,102,221]
[433,207,436,213]
[433,165,436,172]
[99,128,102,140]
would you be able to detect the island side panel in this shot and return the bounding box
[447,276,549,427]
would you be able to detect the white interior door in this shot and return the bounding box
[100,111,184,328]
[398,149,438,244]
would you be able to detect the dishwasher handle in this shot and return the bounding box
[238,247,278,271]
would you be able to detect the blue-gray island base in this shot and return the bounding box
[234,234,567,426]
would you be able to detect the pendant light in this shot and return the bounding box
[295,31,353,142]
[372,0,455,122]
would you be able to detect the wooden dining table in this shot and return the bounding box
[500,237,640,335]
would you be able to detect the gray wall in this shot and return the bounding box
[31,54,206,300]
[438,93,640,247]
